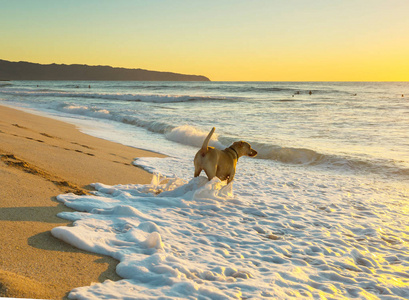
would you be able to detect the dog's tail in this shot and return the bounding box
[201,127,215,153]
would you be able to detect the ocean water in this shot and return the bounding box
[1,81,409,299]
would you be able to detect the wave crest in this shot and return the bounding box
[165,126,224,149]
[253,142,409,178]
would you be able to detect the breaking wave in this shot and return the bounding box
[57,104,174,134]
[51,101,409,179]
[252,141,409,178]
[160,125,409,178]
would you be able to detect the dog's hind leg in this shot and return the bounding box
[204,168,217,181]
[194,167,202,177]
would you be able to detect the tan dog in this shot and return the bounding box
[194,127,257,183]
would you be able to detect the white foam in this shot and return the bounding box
[53,168,409,299]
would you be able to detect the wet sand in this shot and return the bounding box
[0,105,165,299]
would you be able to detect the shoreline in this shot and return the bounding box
[0,105,165,299]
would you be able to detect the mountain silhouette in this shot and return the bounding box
[0,59,210,81]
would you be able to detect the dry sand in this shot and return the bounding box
[0,105,165,299]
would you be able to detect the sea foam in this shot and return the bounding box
[52,169,409,299]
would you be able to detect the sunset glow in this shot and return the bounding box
[1,0,409,81]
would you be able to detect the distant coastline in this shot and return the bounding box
[0,59,210,82]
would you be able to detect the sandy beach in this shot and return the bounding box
[0,105,164,299]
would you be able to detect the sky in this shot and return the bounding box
[1,0,408,81]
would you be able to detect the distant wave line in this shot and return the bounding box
[0,89,239,103]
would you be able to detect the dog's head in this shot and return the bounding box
[231,141,258,158]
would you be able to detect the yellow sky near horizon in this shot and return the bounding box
[1,0,409,81]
